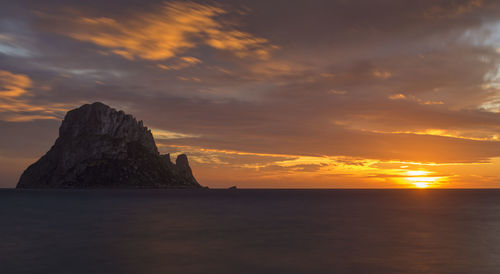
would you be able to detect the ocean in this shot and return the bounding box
[2,189,500,273]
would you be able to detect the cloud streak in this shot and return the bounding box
[38,1,276,61]
[0,70,69,122]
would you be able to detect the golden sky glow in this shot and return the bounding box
[0,0,500,188]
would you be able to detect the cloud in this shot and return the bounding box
[373,69,392,79]
[157,56,202,71]
[154,142,499,188]
[0,70,69,121]
[151,128,201,139]
[0,34,35,58]
[38,1,276,61]
[328,89,347,95]
[388,93,444,105]
[425,0,483,18]
[388,93,406,100]
[0,70,32,97]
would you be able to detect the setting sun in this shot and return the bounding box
[413,182,430,188]
[401,170,444,188]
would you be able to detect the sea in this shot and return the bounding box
[2,189,500,274]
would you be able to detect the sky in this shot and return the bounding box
[1,0,500,188]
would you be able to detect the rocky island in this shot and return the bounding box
[16,102,201,188]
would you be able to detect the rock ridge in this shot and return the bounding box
[16,102,201,188]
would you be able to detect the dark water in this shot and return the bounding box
[2,189,500,274]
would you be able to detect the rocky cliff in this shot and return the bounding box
[16,102,201,188]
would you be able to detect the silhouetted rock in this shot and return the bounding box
[16,102,201,188]
[228,186,237,190]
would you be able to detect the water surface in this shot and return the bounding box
[2,189,500,273]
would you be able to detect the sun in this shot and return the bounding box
[413,182,430,188]
[409,178,435,188]
[407,176,441,188]
[404,170,442,188]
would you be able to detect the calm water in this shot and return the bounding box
[2,189,500,274]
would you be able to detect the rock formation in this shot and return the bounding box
[16,102,201,188]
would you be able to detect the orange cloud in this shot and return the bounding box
[159,143,500,188]
[388,93,406,100]
[388,93,444,105]
[329,89,348,95]
[45,2,276,61]
[373,69,392,79]
[157,56,202,71]
[0,70,32,98]
[0,70,69,121]
[425,0,483,18]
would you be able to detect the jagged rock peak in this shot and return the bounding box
[16,102,201,189]
[60,102,158,155]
